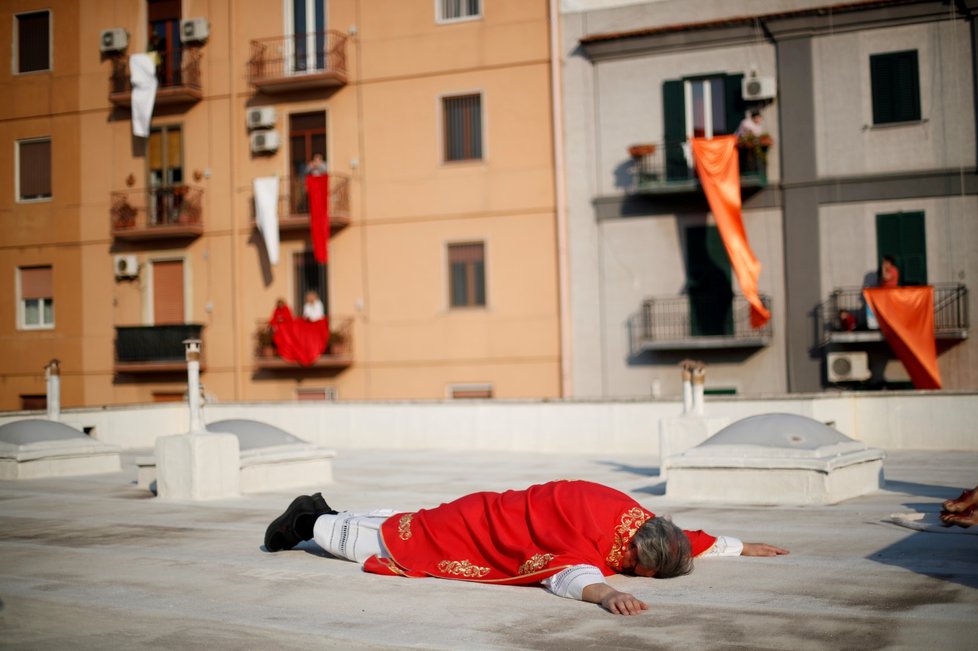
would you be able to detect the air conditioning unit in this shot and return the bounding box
[250,130,280,153]
[100,28,129,53]
[742,73,777,101]
[114,255,139,279]
[180,17,209,43]
[247,107,276,130]
[827,351,871,383]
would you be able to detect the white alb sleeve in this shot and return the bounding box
[540,564,606,600]
[698,535,743,557]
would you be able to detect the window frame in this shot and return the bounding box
[870,49,921,126]
[440,91,485,164]
[435,0,482,25]
[13,9,52,75]
[16,265,55,331]
[15,137,53,203]
[447,383,493,399]
[446,240,487,309]
[144,256,190,325]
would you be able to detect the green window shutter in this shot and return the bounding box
[876,211,927,286]
[870,50,920,125]
[723,73,744,136]
[663,79,686,181]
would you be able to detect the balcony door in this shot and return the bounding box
[686,225,733,336]
[289,111,326,213]
[294,251,328,314]
[148,125,184,224]
[152,259,185,325]
[148,0,182,86]
[288,0,326,73]
[876,211,926,286]
[663,73,742,181]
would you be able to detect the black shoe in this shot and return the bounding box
[264,495,323,552]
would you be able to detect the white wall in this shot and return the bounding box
[4,392,974,454]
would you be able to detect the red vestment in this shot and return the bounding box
[363,480,716,584]
[268,304,329,366]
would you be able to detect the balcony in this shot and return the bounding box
[816,283,969,345]
[248,31,348,93]
[109,47,203,106]
[111,186,204,241]
[628,140,768,196]
[254,316,353,370]
[114,324,204,373]
[631,294,773,351]
[259,173,351,233]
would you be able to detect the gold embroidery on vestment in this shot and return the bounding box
[518,553,555,575]
[397,513,414,541]
[438,559,491,578]
[606,507,650,570]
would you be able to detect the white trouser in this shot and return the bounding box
[312,511,393,564]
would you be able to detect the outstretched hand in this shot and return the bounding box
[741,542,789,557]
[581,583,649,615]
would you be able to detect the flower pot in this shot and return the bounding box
[628,144,656,158]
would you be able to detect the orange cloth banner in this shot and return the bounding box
[863,286,941,389]
[691,136,770,328]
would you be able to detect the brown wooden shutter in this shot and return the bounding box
[153,260,185,324]
[19,140,51,199]
[148,0,181,22]
[21,266,53,299]
[17,11,49,73]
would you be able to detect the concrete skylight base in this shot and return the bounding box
[0,419,121,480]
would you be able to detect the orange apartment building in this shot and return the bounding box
[0,0,564,409]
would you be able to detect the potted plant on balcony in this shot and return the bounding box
[112,197,137,229]
[628,143,656,158]
[328,329,349,356]
[256,325,276,357]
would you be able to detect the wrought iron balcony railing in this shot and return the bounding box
[111,186,204,240]
[248,31,348,92]
[114,324,204,373]
[631,293,773,351]
[816,283,969,345]
[628,139,769,195]
[109,47,203,105]
[254,316,353,370]
[270,173,351,232]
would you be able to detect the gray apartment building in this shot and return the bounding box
[560,0,976,397]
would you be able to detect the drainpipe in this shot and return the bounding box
[549,0,572,398]
[45,359,61,421]
[184,339,204,433]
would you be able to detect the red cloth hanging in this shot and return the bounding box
[863,286,941,389]
[268,304,329,366]
[691,136,770,328]
[305,173,330,264]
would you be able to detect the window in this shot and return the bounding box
[147,125,184,224]
[876,211,926,285]
[443,94,483,162]
[870,50,921,125]
[148,0,182,86]
[20,395,47,410]
[448,242,485,308]
[18,266,54,329]
[15,11,50,73]
[17,138,52,201]
[290,111,327,213]
[289,0,327,72]
[294,251,328,314]
[438,0,481,23]
[297,387,338,401]
[152,259,185,324]
[449,384,493,399]
[663,74,743,180]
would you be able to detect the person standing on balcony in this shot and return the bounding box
[302,290,325,322]
[879,254,900,288]
[305,152,328,177]
[735,110,764,139]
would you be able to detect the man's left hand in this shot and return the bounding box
[741,542,789,556]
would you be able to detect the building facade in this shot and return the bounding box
[1,0,564,410]
[561,0,977,398]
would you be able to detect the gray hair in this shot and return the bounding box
[633,517,693,578]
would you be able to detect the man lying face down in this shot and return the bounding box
[264,479,788,615]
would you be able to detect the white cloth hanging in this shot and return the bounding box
[253,176,280,265]
[129,54,158,138]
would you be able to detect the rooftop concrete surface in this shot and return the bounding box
[1,448,976,650]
